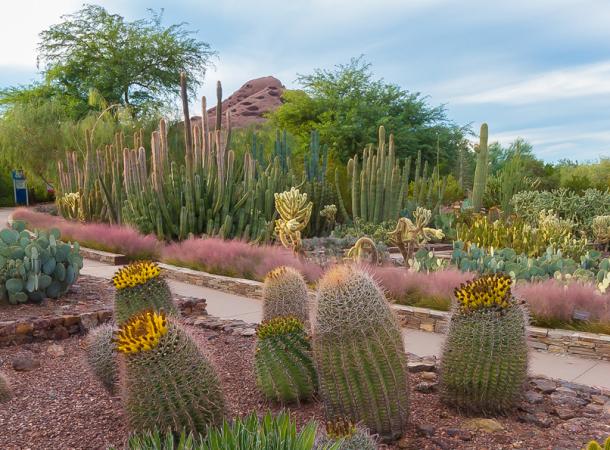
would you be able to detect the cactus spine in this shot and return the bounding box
[0,371,11,403]
[116,311,225,434]
[317,418,378,450]
[439,274,528,414]
[84,323,118,393]
[586,437,610,450]
[254,316,317,403]
[262,266,309,323]
[471,123,489,212]
[313,266,409,442]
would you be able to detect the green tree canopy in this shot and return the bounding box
[268,56,469,170]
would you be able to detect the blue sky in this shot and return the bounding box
[2,0,610,162]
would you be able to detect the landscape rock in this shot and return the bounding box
[463,418,504,433]
[407,360,436,373]
[12,355,41,371]
[46,344,64,357]
[414,382,437,393]
[532,378,557,393]
[240,328,256,337]
[524,390,544,404]
[420,371,438,382]
[446,428,473,440]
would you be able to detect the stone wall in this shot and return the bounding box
[0,296,207,348]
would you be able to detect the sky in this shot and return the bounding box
[1,0,610,162]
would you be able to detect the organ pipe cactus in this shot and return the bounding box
[313,266,409,442]
[262,266,309,323]
[0,371,11,403]
[254,316,317,404]
[115,310,226,434]
[439,274,528,414]
[274,187,313,254]
[471,123,489,212]
[84,323,118,394]
[112,261,177,325]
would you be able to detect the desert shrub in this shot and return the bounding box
[162,237,322,282]
[12,208,160,260]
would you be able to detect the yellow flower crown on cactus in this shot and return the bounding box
[454,274,514,313]
[256,316,304,340]
[115,310,168,354]
[112,261,161,290]
[265,266,289,282]
[325,417,357,440]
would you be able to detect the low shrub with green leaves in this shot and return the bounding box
[0,221,83,304]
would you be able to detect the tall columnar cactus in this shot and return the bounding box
[274,187,313,254]
[471,123,489,212]
[254,316,317,404]
[112,261,177,325]
[262,266,309,323]
[313,266,409,442]
[440,274,528,414]
[84,323,118,394]
[0,371,11,403]
[115,310,226,433]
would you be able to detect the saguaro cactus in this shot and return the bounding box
[116,310,226,433]
[439,274,528,414]
[262,267,309,323]
[313,266,409,442]
[471,123,489,212]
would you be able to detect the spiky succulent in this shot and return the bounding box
[113,261,177,324]
[255,316,317,404]
[0,371,11,403]
[84,323,118,393]
[116,310,225,434]
[316,418,377,450]
[262,266,309,324]
[586,437,610,450]
[454,273,513,313]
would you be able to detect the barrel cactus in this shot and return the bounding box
[0,371,11,403]
[313,266,409,442]
[0,222,82,304]
[84,323,118,394]
[254,316,317,404]
[116,310,225,433]
[262,266,309,323]
[439,274,528,414]
[316,418,378,450]
[112,261,177,324]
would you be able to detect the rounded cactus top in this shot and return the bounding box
[114,310,168,354]
[326,417,357,440]
[113,261,161,290]
[315,266,393,335]
[256,316,304,339]
[454,274,514,314]
[264,266,301,283]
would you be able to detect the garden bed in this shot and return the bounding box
[0,317,608,449]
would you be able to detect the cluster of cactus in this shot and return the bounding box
[254,316,317,404]
[471,123,489,212]
[116,310,226,433]
[313,266,409,442]
[343,126,447,224]
[84,323,118,393]
[262,266,309,323]
[586,437,610,450]
[0,371,11,403]
[0,222,83,304]
[440,274,528,414]
[316,418,377,450]
[592,215,610,250]
[452,241,610,283]
[274,187,313,254]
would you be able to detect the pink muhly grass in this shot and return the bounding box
[161,237,323,282]
[12,208,161,259]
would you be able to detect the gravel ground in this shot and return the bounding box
[0,324,609,449]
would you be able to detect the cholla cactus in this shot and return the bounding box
[254,316,317,403]
[387,207,444,267]
[112,261,177,324]
[262,267,309,323]
[116,310,225,433]
[0,371,11,403]
[84,323,118,394]
[58,192,85,221]
[316,418,377,449]
[345,237,379,264]
[274,187,313,254]
[440,274,528,414]
[593,215,610,250]
[586,437,610,450]
[313,266,409,442]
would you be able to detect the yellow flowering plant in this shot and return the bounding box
[112,261,161,290]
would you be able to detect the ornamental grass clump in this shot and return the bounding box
[0,371,11,403]
[254,316,317,404]
[313,266,409,442]
[115,310,225,434]
[440,274,528,414]
[112,261,177,324]
[262,266,309,323]
[84,323,118,394]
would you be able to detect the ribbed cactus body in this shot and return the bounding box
[472,123,489,212]
[316,419,378,450]
[84,323,118,393]
[262,267,309,323]
[254,317,317,403]
[440,303,528,414]
[0,371,11,403]
[118,312,225,433]
[313,266,409,442]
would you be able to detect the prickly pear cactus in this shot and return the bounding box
[116,310,225,433]
[0,222,83,304]
[112,261,177,324]
[84,323,118,394]
[262,266,309,323]
[439,274,528,414]
[254,316,317,404]
[0,371,11,403]
[313,266,409,442]
[316,418,378,450]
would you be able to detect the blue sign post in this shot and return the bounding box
[11,170,29,206]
